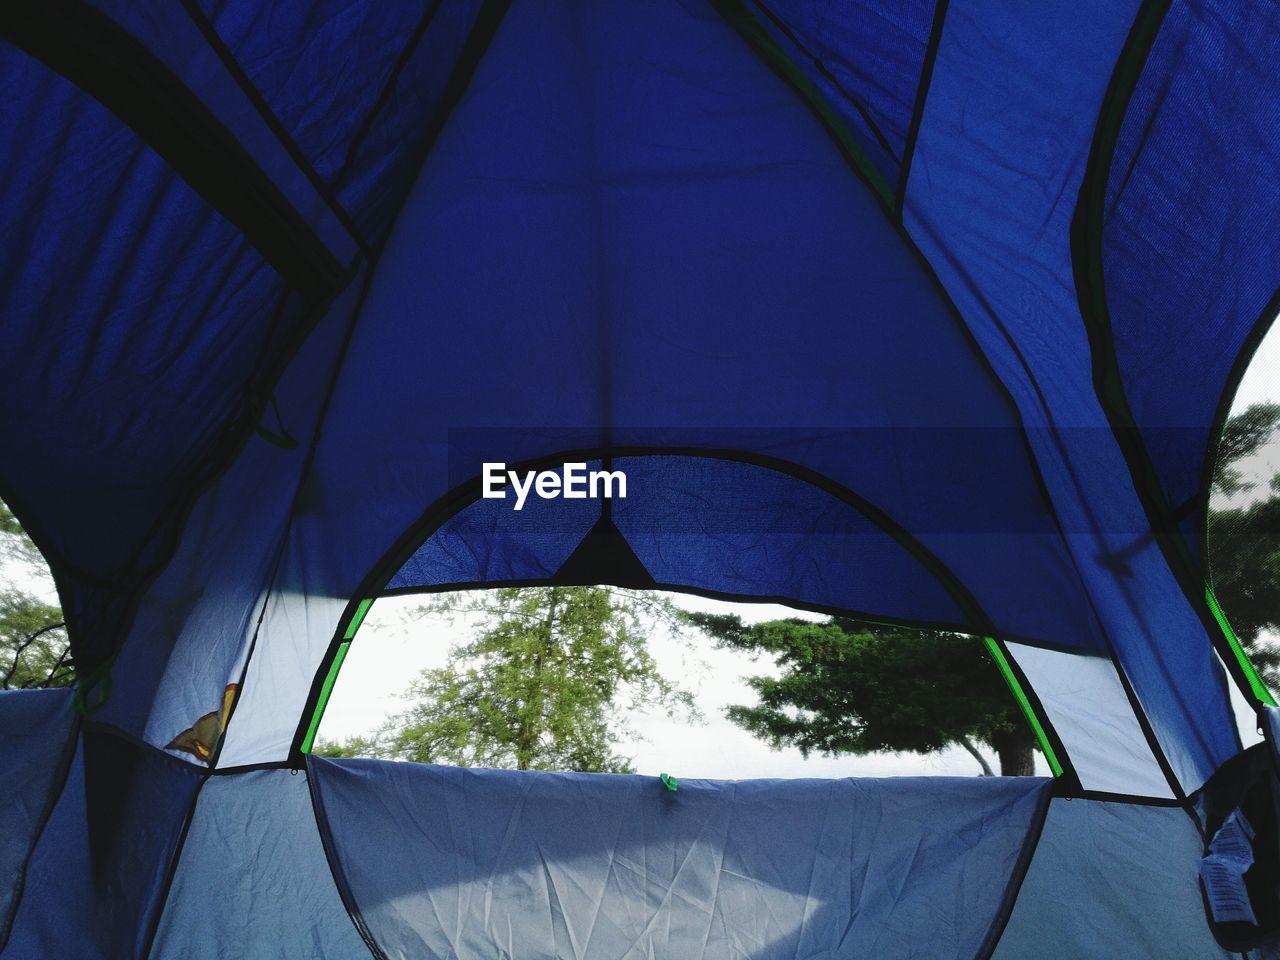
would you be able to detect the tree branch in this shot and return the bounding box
[957,736,995,777]
[2,620,65,688]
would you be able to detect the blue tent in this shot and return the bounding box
[1,1,1279,956]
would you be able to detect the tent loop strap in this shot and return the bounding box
[72,655,115,716]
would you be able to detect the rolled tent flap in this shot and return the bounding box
[307,757,1053,960]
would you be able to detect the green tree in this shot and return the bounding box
[686,613,1025,776]
[322,586,698,773]
[0,500,70,689]
[1206,402,1280,674]
[683,403,1280,777]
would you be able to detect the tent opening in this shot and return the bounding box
[307,587,1053,780]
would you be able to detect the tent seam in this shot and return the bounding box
[331,0,446,189]
[138,772,209,960]
[305,758,385,960]
[177,0,373,259]
[710,0,896,212]
[1069,0,1267,727]
[0,707,82,954]
[0,1,347,299]
[975,780,1054,960]
[896,0,950,219]
[746,0,899,165]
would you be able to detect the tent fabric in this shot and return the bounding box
[1102,0,1280,555]
[1002,643,1173,799]
[901,0,1238,791]
[388,455,970,629]
[0,34,289,648]
[0,689,76,945]
[95,274,365,749]
[737,0,939,190]
[4,733,203,960]
[189,0,494,243]
[994,797,1234,960]
[308,758,1052,960]
[150,769,368,960]
[0,0,487,670]
[0,0,1278,954]
[216,0,1114,768]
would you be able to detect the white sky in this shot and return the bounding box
[1221,325,1280,498]
[320,592,997,779]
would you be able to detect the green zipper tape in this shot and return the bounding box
[983,637,1064,777]
[300,598,376,754]
[1206,586,1276,707]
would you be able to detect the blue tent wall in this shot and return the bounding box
[0,0,1278,956]
[308,759,1053,960]
[219,0,1126,769]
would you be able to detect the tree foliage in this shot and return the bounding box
[1208,403,1280,670]
[320,587,698,773]
[0,500,70,689]
[677,402,1280,777]
[685,613,1028,776]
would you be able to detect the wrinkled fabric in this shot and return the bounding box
[0,689,76,943]
[996,797,1232,960]
[311,758,1051,960]
[151,769,367,959]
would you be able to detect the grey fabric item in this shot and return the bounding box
[310,758,1051,960]
[149,769,368,960]
[0,688,76,941]
[995,798,1231,959]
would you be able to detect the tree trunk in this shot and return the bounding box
[989,726,1035,776]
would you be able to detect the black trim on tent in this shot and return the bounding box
[139,774,209,960]
[287,446,1083,793]
[378,578,1082,652]
[1069,0,1263,723]
[896,0,951,219]
[82,719,299,778]
[0,707,82,953]
[745,0,898,166]
[552,516,656,587]
[710,0,896,211]
[306,757,386,960]
[176,0,371,258]
[1066,787,1186,809]
[977,780,1055,960]
[0,0,346,303]
[83,719,211,774]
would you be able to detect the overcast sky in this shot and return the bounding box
[319,592,999,779]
